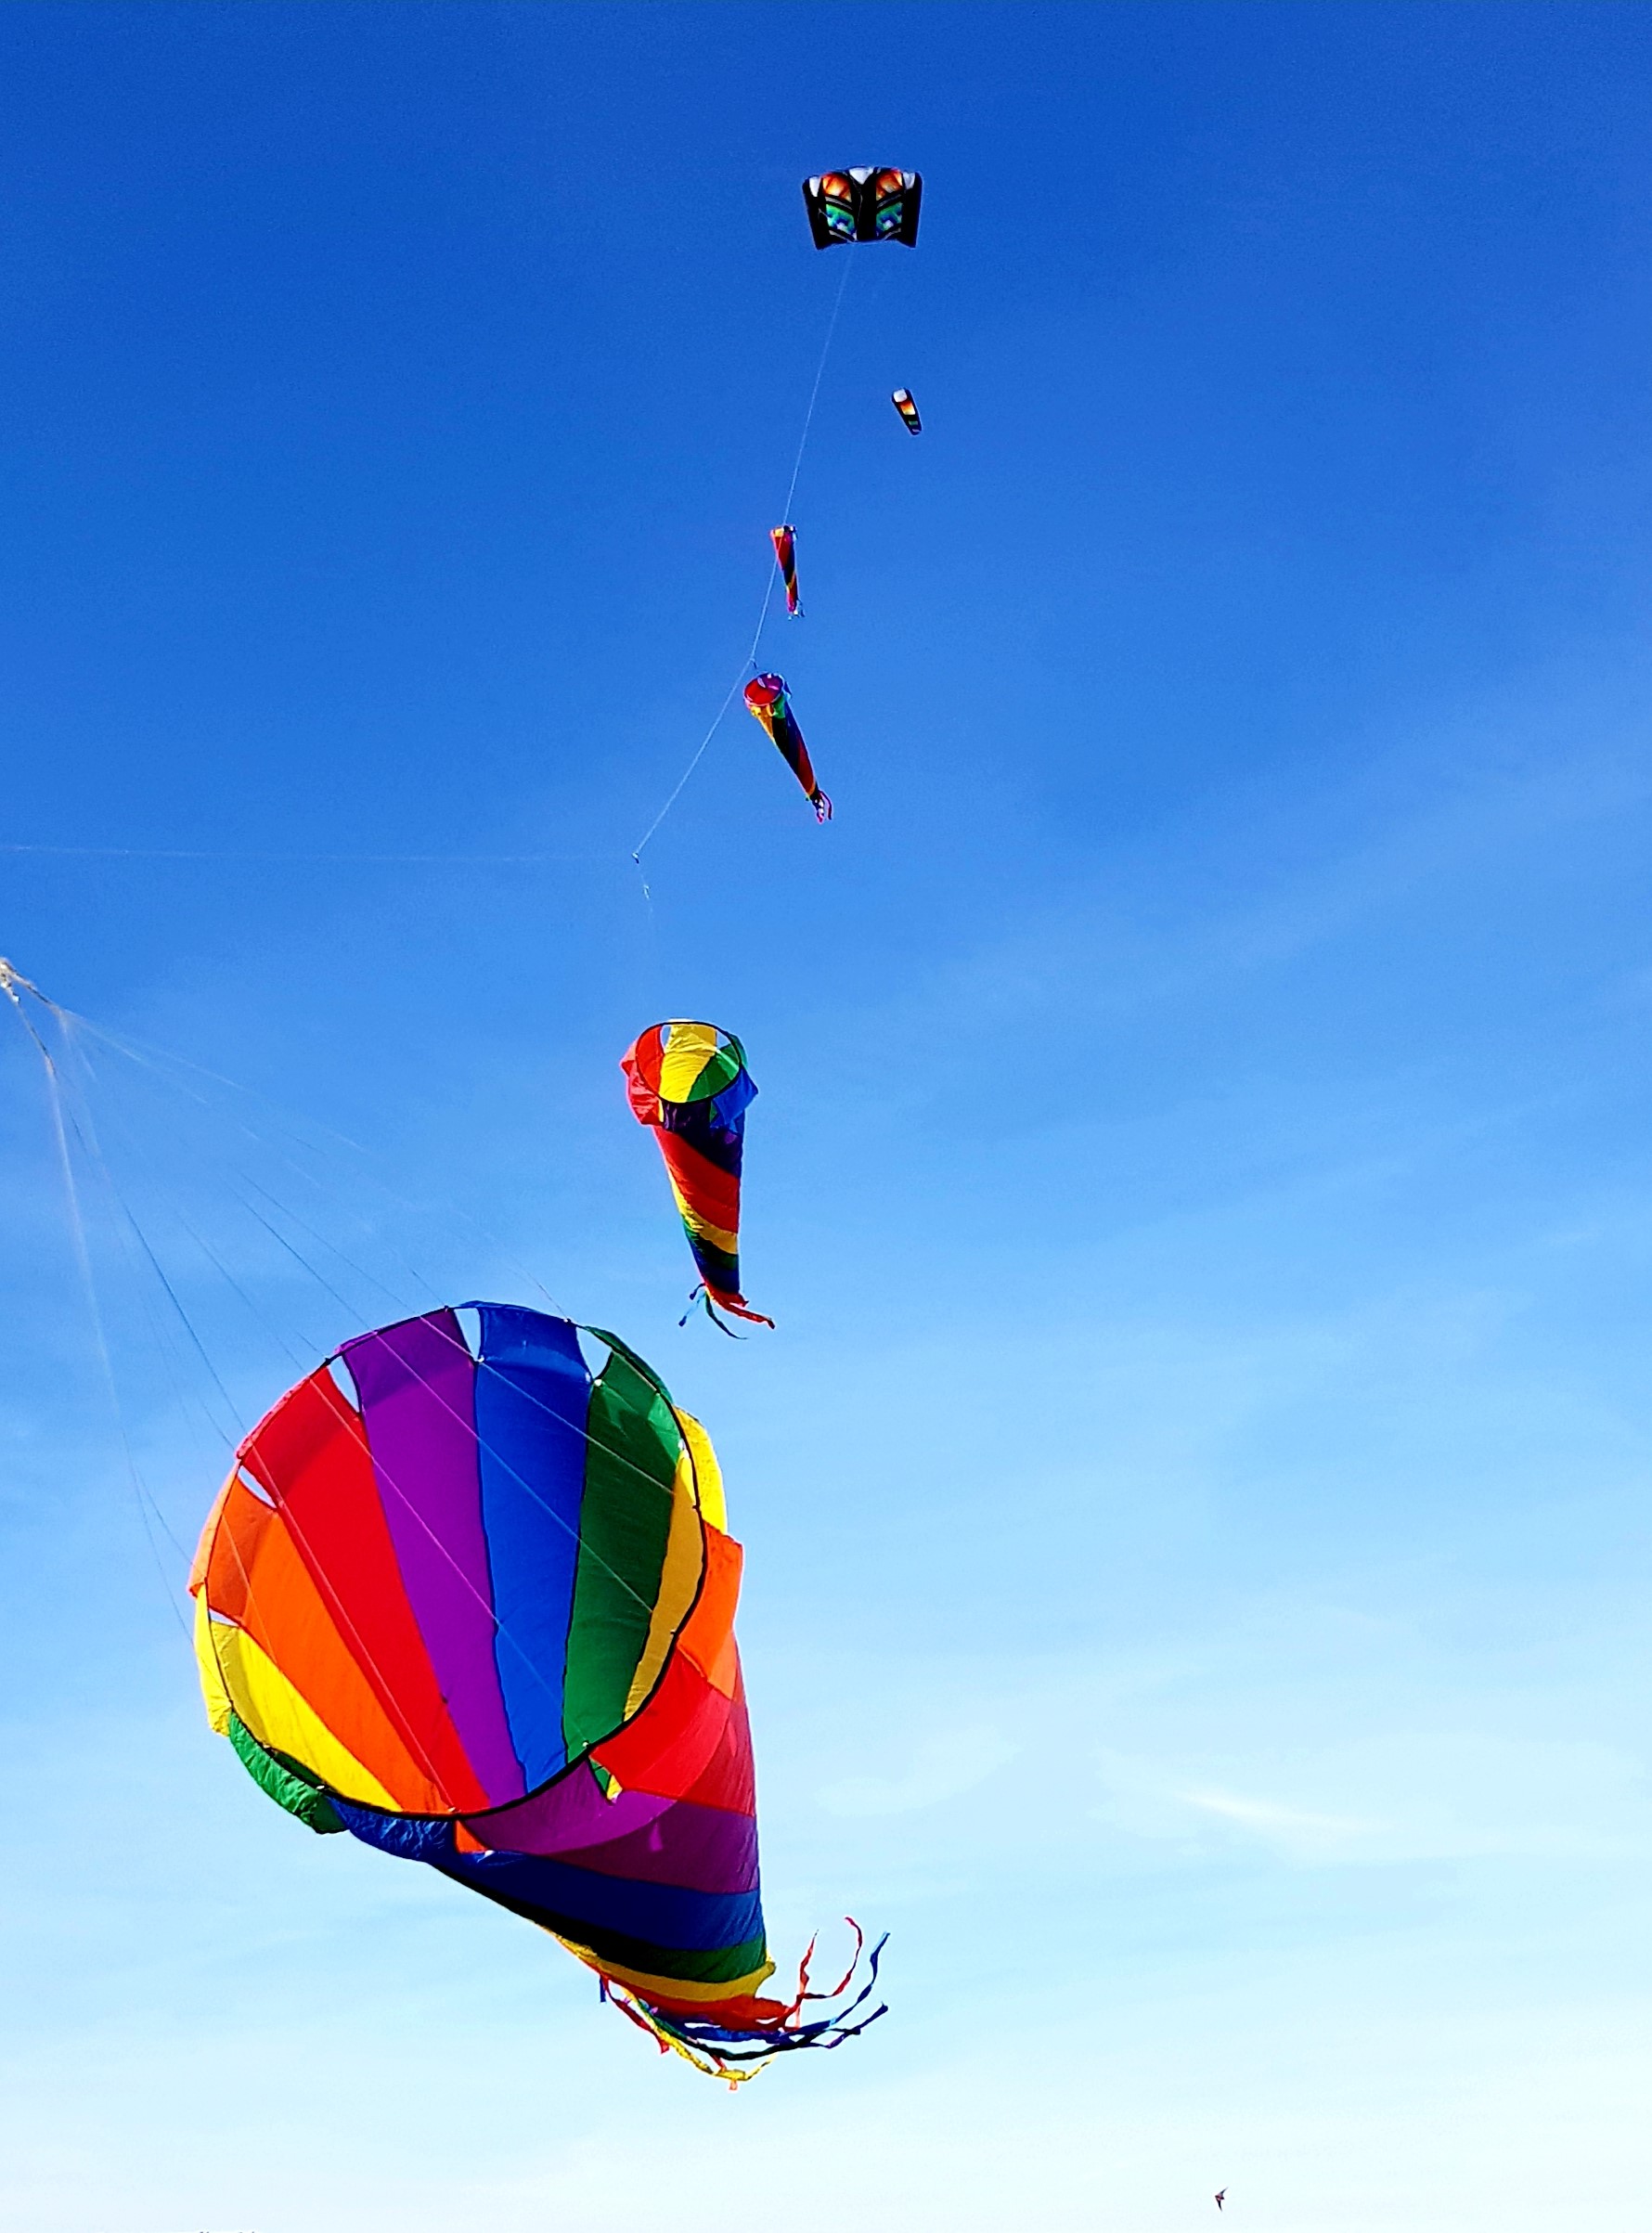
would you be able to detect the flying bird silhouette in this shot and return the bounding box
[1215,2192,1227,2211]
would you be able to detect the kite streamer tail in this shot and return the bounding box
[599,1925,888,2085]
[599,1984,767,2086]
[810,789,833,822]
[797,1916,866,2004]
[678,1284,735,1336]
[678,1284,775,1336]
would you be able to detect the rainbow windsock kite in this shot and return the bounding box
[623,1020,771,1329]
[742,672,831,820]
[191,1303,881,2077]
[770,523,801,615]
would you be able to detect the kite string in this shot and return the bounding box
[46,1012,248,1467]
[57,1020,671,1754]
[0,845,603,865]
[628,670,749,874]
[56,997,694,1524]
[50,996,713,1659]
[0,987,192,1632]
[631,252,855,867]
[68,1018,488,1799]
[779,250,854,525]
[63,1004,571,1321]
[28,1028,436,1790]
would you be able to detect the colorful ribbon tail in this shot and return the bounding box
[599,1925,889,2083]
[679,1284,736,1336]
[801,1917,865,2004]
[681,1286,769,1338]
[811,789,833,822]
[701,1293,745,1339]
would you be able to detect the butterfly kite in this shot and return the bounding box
[802,167,923,250]
[190,1303,882,2078]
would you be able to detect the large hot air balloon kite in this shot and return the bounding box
[190,1303,882,2078]
[623,1020,770,1330]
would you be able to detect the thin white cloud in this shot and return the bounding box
[1091,1729,1652,1867]
[817,1724,1021,1818]
[1177,1784,1379,1843]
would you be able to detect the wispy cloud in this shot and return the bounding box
[1177,1783,1380,1847]
[1092,1730,1652,1865]
[817,1724,1022,1818]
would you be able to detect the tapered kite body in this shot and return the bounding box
[743,673,831,820]
[770,524,801,615]
[623,1021,770,1329]
[191,1304,878,2075]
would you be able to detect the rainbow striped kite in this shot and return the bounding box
[743,672,831,820]
[190,1303,881,2078]
[623,1020,771,1329]
[770,523,801,615]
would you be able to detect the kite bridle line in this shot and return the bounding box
[0,963,192,1633]
[63,1001,574,1330]
[5,971,723,1773]
[62,993,710,1531]
[27,1006,496,1801]
[0,955,58,1061]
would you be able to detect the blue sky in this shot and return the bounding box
[2,3,1652,2226]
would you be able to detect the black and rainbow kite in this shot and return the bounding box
[802,167,923,250]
